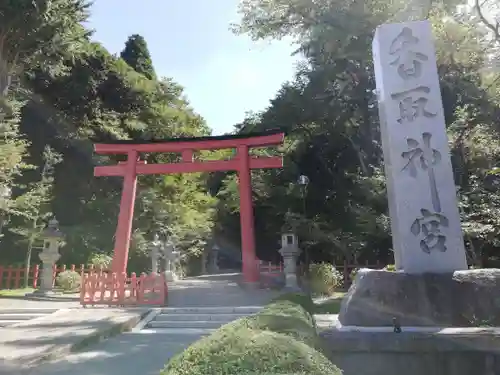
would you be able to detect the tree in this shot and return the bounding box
[0,98,29,237]
[120,34,156,80]
[7,34,213,271]
[217,0,500,269]
[472,0,500,43]
[0,0,90,96]
[10,145,62,287]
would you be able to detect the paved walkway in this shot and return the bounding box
[20,274,279,375]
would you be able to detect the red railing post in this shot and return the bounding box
[14,267,21,289]
[6,266,13,289]
[32,264,39,289]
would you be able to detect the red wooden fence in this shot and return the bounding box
[255,259,386,286]
[0,264,109,290]
[80,271,167,306]
[257,260,283,276]
[0,260,386,292]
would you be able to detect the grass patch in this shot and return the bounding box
[313,293,345,314]
[0,288,34,296]
[162,294,341,375]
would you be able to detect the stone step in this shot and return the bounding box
[138,327,216,335]
[0,313,48,320]
[147,320,225,329]
[0,320,30,327]
[159,306,263,314]
[0,308,59,327]
[154,313,248,322]
[0,308,59,315]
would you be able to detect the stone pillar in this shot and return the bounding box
[150,234,161,273]
[163,241,180,282]
[208,245,219,274]
[28,218,63,297]
[37,239,61,294]
[279,233,301,290]
[372,20,467,273]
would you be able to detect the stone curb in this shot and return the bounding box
[25,309,150,367]
[23,295,79,302]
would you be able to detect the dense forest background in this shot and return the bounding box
[0,0,499,274]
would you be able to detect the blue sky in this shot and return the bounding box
[87,0,300,135]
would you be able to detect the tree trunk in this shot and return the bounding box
[24,219,38,288]
[0,58,11,97]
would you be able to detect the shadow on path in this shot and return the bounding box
[13,273,279,375]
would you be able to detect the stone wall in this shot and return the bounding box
[320,329,500,375]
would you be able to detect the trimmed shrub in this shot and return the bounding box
[245,300,320,348]
[384,264,396,272]
[272,292,315,314]
[89,253,112,269]
[55,270,81,291]
[161,299,341,375]
[309,263,343,295]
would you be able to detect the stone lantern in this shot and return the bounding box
[162,239,180,282]
[35,218,64,295]
[150,234,162,273]
[279,232,301,290]
[208,244,220,274]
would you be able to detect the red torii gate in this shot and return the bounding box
[93,131,284,284]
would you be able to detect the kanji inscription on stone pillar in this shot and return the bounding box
[372,20,467,273]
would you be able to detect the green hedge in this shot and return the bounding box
[271,292,315,315]
[161,294,341,375]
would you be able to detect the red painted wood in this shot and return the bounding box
[238,145,259,284]
[32,265,39,288]
[94,157,283,177]
[111,150,138,274]
[94,133,284,154]
[79,271,166,306]
[181,150,194,162]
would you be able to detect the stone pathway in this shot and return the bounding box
[21,273,279,375]
[0,307,61,327]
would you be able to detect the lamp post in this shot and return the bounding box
[31,218,64,296]
[297,175,310,277]
[209,244,220,274]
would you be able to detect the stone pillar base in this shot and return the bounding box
[25,289,58,297]
[284,273,300,290]
[320,326,500,375]
[340,268,500,327]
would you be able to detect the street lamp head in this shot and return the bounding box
[298,175,309,186]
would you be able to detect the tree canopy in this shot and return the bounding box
[120,34,157,80]
[0,0,499,275]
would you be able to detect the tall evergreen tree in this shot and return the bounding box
[120,34,156,79]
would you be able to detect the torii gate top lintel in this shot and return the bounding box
[94,130,285,155]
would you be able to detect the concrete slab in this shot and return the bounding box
[22,330,203,375]
[0,307,147,372]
